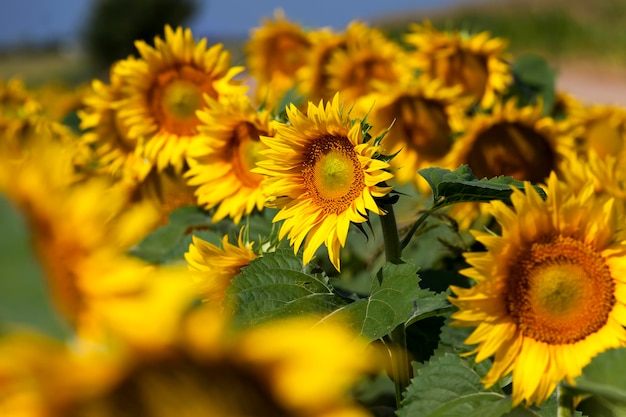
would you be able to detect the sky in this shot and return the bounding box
[0,0,473,47]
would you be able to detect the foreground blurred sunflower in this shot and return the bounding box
[185,231,258,305]
[114,25,246,172]
[355,75,468,188]
[450,173,626,406]
[186,95,271,224]
[404,21,512,108]
[0,136,159,326]
[254,94,393,271]
[79,60,152,183]
[0,306,380,417]
[325,22,412,103]
[246,9,311,106]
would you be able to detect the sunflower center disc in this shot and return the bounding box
[302,135,364,214]
[507,235,615,344]
[163,79,202,121]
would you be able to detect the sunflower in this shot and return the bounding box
[0,136,159,326]
[404,21,512,108]
[113,25,246,172]
[444,98,574,184]
[296,27,347,103]
[185,95,271,223]
[325,21,412,103]
[0,306,380,417]
[572,104,626,162]
[185,231,258,305]
[449,173,626,406]
[355,75,469,187]
[254,94,393,271]
[79,60,152,183]
[246,9,311,106]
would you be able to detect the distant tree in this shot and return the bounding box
[83,0,199,71]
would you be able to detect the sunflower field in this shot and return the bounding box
[2,8,626,417]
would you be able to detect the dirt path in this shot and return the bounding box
[553,60,626,106]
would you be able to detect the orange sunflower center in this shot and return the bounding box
[302,135,365,214]
[230,122,266,188]
[507,235,615,344]
[432,49,488,100]
[150,65,217,136]
[395,96,451,161]
[467,122,555,183]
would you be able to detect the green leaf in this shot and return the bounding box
[398,353,510,417]
[318,262,421,341]
[225,250,349,326]
[512,54,556,89]
[405,290,453,327]
[130,205,219,264]
[419,165,547,207]
[565,347,626,416]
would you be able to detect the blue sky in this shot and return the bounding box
[0,0,474,47]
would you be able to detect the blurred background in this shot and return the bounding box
[2,0,626,104]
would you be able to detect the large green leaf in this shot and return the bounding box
[318,262,421,341]
[398,353,510,417]
[225,250,349,325]
[419,165,547,208]
[565,347,626,417]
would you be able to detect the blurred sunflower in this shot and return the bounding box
[404,21,512,108]
[444,98,573,184]
[185,95,271,224]
[0,305,380,417]
[246,9,311,107]
[0,136,159,326]
[79,60,152,183]
[325,22,412,103]
[572,104,626,161]
[449,173,626,406]
[254,94,393,271]
[355,75,469,188]
[296,27,347,103]
[114,25,246,172]
[185,231,258,305]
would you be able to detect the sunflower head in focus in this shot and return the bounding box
[449,173,626,406]
[404,21,512,108]
[355,75,469,188]
[246,9,312,107]
[185,230,258,305]
[79,62,152,183]
[325,21,412,103]
[185,94,271,224]
[114,25,246,172]
[254,94,393,271]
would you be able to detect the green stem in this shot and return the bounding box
[379,203,410,407]
[400,204,440,250]
[557,384,574,417]
[379,203,402,263]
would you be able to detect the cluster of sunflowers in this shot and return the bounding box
[2,10,626,416]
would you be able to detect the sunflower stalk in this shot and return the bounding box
[379,202,411,405]
[400,202,442,249]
